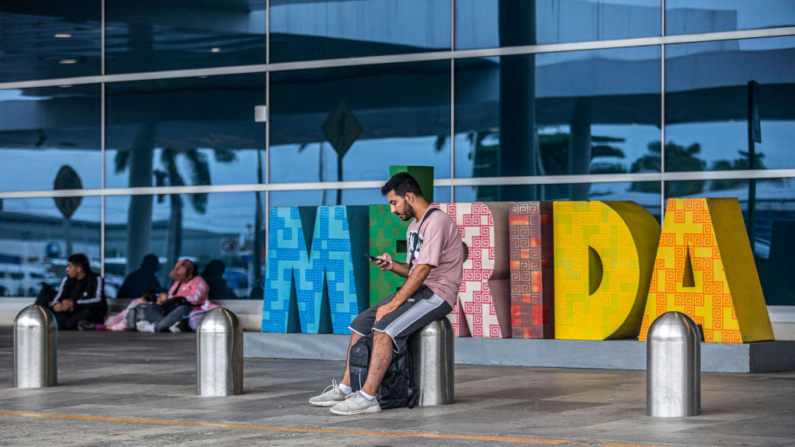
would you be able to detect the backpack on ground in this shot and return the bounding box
[125,303,164,329]
[349,333,416,409]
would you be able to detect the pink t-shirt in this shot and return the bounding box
[169,276,211,310]
[407,207,465,308]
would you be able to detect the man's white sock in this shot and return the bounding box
[338,383,352,395]
[360,390,375,401]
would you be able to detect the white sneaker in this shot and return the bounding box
[330,391,382,416]
[168,321,182,333]
[309,379,348,407]
[136,321,155,333]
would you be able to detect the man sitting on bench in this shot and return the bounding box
[310,172,466,415]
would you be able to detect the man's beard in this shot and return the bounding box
[399,201,416,221]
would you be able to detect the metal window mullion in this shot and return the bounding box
[3,169,795,200]
[4,26,795,90]
[660,0,666,225]
[101,0,106,76]
[450,0,456,203]
[660,43,666,225]
[101,83,106,277]
[100,0,106,276]
[264,0,270,276]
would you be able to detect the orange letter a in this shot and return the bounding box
[639,198,774,343]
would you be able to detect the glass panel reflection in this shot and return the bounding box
[0,0,101,82]
[455,182,662,221]
[667,0,795,35]
[105,0,267,74]
[106,74,266,189]
[106,192,265,299]
[665,178,795,305]
[455,0,660,50]
[0,196,101,297]
[665,36,795,172]
[455,46,661,197]
[270,0,451,63]
[269,61,451,185]
[0,84,101,192]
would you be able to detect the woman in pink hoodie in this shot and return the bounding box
[137,259,215,333]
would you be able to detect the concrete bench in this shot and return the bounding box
[408,317,454,406]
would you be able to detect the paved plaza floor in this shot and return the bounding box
[1,329,794,447]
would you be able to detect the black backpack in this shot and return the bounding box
[349,333,416,409]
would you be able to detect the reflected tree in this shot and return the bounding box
[710,151,782,191]
[465,130,627,201]
[114,147,237,278]
[631,141,706,196]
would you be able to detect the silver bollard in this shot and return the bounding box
[408,317,454,406]
[14,305,57,388]
[647,311,701,417]
[197,308,243,396]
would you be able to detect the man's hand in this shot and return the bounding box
[54,299,74,312]
[375,303,398,322]
[376,253,394,272]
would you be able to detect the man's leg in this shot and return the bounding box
[340,331,363,387]
[360,331,393,397]
[63,308,92,330]
[154,305,192,332]
[362,287,452,399]
[309,294,393,407]
[52,311,69,330]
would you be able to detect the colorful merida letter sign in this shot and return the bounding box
[262,206,368,334]
[261,166,773,344]
[553,201,661,340]
[639,198,774,343]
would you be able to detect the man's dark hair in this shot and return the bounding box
[381,172,424,198]
[68,253,90,272]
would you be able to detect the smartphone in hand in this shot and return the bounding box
[365,254,391,264]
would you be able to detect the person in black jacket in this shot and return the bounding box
[35,253,107,330]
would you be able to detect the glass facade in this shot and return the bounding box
[1,1,793,306]
[454,46,661,195]
[0,0,102,83]
[456,0,661,49]
[106,74,267,188]
[271,0,450,63]
[105,192,264,299]
[105,0,267,74]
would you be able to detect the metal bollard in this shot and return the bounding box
[647,311,701,417]
[14,305,57,388]
[408,317,454,406]
[197,308,243,396]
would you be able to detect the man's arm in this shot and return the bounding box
[375,264,432,321]
[375,252,409,278]
[74,276,104,309]
[386,260,410,278]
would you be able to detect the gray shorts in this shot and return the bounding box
[349,285,453,351]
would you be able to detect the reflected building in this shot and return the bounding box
[0,0,793,306]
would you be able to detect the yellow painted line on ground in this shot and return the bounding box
[0,411,665,446]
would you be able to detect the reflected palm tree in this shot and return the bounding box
[631,141,706,196]
[710,151,782,191]
[464,130,627,201]
[114,147,236,278]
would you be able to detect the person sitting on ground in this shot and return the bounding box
[136,259,212,333]
[201,259,238,300]
[81,289,159,331]
[35,253,107,330]
[310,172,466,415]
[116,254,163,299]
